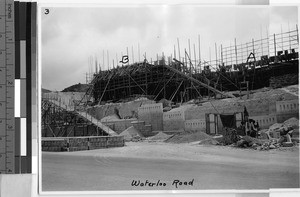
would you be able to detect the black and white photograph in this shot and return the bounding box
[40,4,299,192]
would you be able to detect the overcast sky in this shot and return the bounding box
[41,5,298,91]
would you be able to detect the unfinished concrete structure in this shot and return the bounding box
[42,27,299,140]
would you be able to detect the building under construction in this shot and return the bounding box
[41,27,299,140]
[90,28,299,104]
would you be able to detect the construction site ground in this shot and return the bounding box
[42,141,299,191]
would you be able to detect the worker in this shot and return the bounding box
[249,119,258,138]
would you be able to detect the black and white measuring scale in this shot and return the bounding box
[0,0,36,174]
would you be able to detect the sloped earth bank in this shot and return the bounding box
[42,142,299,191]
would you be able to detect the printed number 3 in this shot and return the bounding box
[45,9,49,15]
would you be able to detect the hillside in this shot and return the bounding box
[61,83,89,92]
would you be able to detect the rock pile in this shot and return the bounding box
[236,136,281,150]
[236,117,299,150]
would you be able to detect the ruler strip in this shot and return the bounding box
[0,0,5,174]
[5,0,15,174]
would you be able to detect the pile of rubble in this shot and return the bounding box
[236,117,299,150]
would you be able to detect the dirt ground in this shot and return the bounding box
[42,142,299,191]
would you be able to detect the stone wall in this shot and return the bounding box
[42,136,124,152]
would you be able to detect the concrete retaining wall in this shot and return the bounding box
[276,100,299,113]
[275,100,299,123]
[184,119,206,132]
[42,136,124,152]
[163,110,185,131]
[138,103,163,131]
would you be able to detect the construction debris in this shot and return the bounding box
[234,118,299,150]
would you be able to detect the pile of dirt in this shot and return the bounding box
[119,126,144,141]
[147,132,173,142]
[165,131,212,143]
